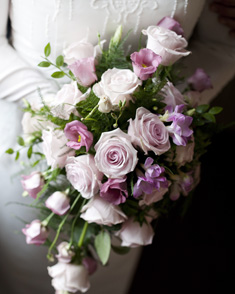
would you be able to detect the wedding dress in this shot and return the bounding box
[0,1,234,294]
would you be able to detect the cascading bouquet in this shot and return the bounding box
[7,17,222,293]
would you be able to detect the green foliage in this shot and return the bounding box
[38,61,51,67]
[44,43,51,57]
[5,148,14,154]
[111,245,130,255]
[17,136,25,146]
[56,55,64,67]
[95,231,111,265]
[51,71,65,79]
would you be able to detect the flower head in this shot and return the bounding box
[21,171,44,199]
[100,177,128,205]
[157,16,184,36]
[22,220,49,245]
[130,48,162,80]
[45,191,70,216]
[187,68,213,92]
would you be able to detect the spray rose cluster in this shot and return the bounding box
[13,17,221,294]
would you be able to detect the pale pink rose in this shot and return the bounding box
[116,217,154,248]
[65,154,103,199]
[21,171,44,199]
[82,257,98,275]
[94,128,138,178]
[68,57,98,87]
[128,107,170,155]
[139,186,169,206]
[22,220,49,245]
[161,81,186,108]
[42,128,75,170]
[48,263,90,293]
[45,191,70,216]
[51,82,89,120]
[157,16,184,36]
[80,195,127,226]
[63,39,105,65]
[93,68,141,113]
[174,137,195,167]
[142,26,190,66]
[56,242,75,264]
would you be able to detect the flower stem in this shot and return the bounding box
[47,194,80,257]
[78,221,88,248]
[41,212,55,227]
[81,104,99,121]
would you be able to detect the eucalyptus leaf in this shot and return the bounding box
[196,104,209,114]
[51,71,65,79]
[17,136,25,146]
[5,148,14,154]
[38,61,51,67]
[95,231,111,265]
[56,55,64,67]
[44,43,51,57]
[209,106,223,115]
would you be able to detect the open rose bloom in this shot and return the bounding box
[14,19,219,293]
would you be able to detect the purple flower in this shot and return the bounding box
[180,174,194,196]
[68,57,97,87]
[100,177,128,205]
[45,191,70,216]
[22,220,49,245]
[187,68,213,92]
[166,105,193,146]
[133,158,168,198]
[170,172,194,201]
[130,48,162,80]
[64,120,93,152]
[157,16,184,36]
[82,257,98,275]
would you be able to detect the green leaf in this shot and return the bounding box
[27,145,33,159]
[38,61,51,67]
[56,55,64,67]
[51,71,65,79]
[196,104,209,114]
[44,43,51,57]
[32,160,40,167]
[209,106,223,115]
[202,113,216,123]
[17,136,25,146]
[111,245,130,255]
[15,151,20,161]
[5,148,14,154]
[95,231,111,265]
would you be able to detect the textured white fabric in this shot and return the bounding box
[0,1,234,294]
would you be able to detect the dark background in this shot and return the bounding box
[128,78,235,294]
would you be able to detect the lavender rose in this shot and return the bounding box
[130,48,162,80]
[45,191,70,216]
[21,171,44,199]
[42,128,75,170]
[80,195,127,226]
[142,26,190,66]
[48,263,90,293]
[64,120,93,152]
[65,154,103,199]
[94,128,138,178]
[128,107,170,155]
[22,220,49,245]
[93,68,141,113]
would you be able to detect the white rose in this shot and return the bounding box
[80,195,127,226]
[93,68,141,113]
[142,26,190,66]
[48,263,90,293]
[65,154,103,199]
[63,39,105,65]
[51,82,90,120]
[42,128,75,170]
[116,217,154,248]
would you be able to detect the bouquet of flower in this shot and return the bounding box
[7,17,222,293]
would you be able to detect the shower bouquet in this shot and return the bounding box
[7,17,222,293]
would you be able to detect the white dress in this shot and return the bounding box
[0,1,234,294]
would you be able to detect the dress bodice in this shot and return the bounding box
[10,0,205,75]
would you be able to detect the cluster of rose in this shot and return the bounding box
[8,17,222,294]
